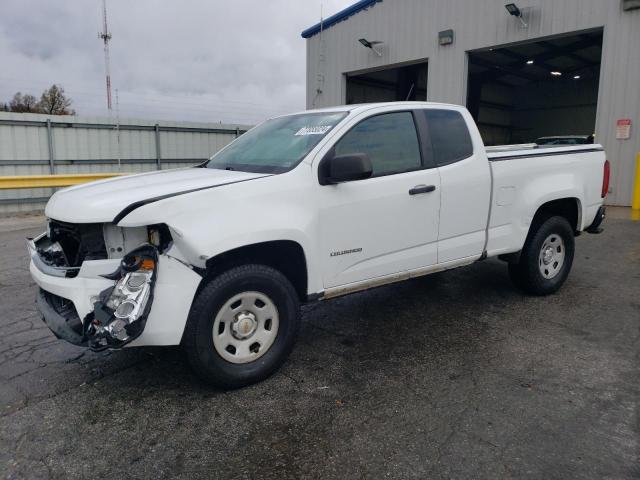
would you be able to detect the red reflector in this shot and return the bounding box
[602,159,610,198]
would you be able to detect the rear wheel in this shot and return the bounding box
[183,264,300,389]
[508,215,575,295]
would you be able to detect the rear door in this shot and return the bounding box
[316,109,441,289]
[419,108,491,263]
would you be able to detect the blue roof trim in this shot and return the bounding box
[301,0,383,38]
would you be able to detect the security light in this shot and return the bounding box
[358,38,372,48]
[505,3,528,27]
[573,75,581,79]
[358,38,383,57]
[526,60,534,64]
[551,71,562,76]
[505,3,521,16]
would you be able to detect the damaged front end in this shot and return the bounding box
[85,245,158,350]
[30,217,202,350]
[32,220,109,278]
[34,244,159,351]
[29,219,170,350]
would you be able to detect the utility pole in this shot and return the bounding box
[115,89,121,171]
[99,0,113,112]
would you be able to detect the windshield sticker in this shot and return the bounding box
[295,125,332,136]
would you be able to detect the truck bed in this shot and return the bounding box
[484,143,606,258]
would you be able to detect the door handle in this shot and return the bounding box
[409,184,436,195]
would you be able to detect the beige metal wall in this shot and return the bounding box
[0,112,250,215]
[305,0,640,206]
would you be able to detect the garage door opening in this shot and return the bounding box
[466,30,603,146]
[346,61,427,104]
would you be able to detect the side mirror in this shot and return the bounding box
[318,152,373,185]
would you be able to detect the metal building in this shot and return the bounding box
[303,0,640,206]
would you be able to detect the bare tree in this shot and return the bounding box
[38,85,75,115]
[9,92,41,113]
[2,85,76,115]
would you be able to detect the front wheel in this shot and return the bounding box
[183,264,301,389]
[508,215,575,296]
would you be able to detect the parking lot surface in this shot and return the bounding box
[0,212,638,479]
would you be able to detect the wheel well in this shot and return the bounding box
[533,198,581,232]
[203,240,308,301]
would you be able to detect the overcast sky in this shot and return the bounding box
[0,0,351,125]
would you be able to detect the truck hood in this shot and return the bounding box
[45,167,268,224]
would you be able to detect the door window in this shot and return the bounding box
[333,112,422,177]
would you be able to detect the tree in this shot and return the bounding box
[2,85,76,115]
[9,92,41,113]
[38,84,75,115]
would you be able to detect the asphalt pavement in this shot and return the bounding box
[0,211,638,479]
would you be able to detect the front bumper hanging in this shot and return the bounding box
[36,288,86,346]
[35,244,159,351]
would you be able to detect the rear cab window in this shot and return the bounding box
[421,109,474,166]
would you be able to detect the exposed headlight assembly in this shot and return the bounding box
[86,244,158,350]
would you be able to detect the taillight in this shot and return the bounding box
[601,159,610,198]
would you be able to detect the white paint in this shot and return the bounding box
[45,168,267,223]
[436,107,492,263]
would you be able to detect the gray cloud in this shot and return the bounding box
[0,0,351,124]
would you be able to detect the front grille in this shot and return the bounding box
[48,220,108,267]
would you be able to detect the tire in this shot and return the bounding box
[183,264,300,389]
[508,215,575,296]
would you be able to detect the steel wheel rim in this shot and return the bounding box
[212,291,279,364]
[538,234,565,279]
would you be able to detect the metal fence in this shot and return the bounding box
[0,112,250,215]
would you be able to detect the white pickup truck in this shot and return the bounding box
[29,102,608,388]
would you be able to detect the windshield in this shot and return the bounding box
[205,111,348,173]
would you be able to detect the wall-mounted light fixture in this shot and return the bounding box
[438,29,454,46]
[505,3,528,27]
[358,38,383,57]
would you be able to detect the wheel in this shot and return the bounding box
[183,264,301,389]
[508,215,575,296]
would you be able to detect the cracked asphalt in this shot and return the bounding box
[1,211,638,479]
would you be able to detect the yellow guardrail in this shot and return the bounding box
[0,173,127,189]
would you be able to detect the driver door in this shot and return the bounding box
[316,110,441,289]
